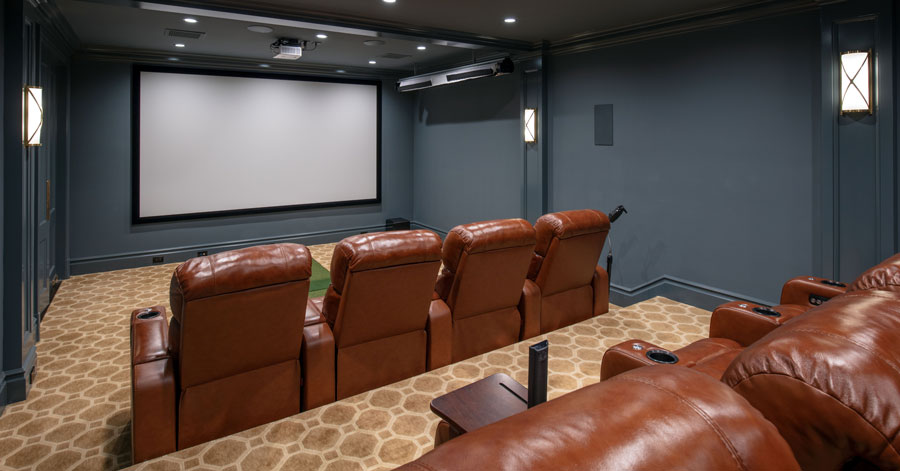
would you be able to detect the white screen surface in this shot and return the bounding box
[137,70,379,220]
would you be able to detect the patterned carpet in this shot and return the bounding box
[0,242,712,471]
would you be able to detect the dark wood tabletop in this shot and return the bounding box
[430,373,528,435]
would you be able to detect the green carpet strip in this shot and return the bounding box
[309,258,330,298]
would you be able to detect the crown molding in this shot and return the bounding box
[70,0,845,77]
[547,0,842,56]
[76,46,405,79]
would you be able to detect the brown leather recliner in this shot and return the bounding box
[306,230,445,401]
[722,289,900,470]
[397,366,799,471]
[433,219,536,363]
[130,243,327,463]
[600,253,900,469]
[600,255,898,382]
[520,209,611,338]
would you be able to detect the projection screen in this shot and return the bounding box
[133,66,380,223]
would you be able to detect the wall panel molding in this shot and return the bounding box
[610,276,773,311]
[69,223,387,274]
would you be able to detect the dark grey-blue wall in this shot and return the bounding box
[547,13,821,305]
[68,59,414,274]
[409,12,847,308]
[411,72,525,233]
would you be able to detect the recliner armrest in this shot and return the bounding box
[427,297,452,370]
[131,306,170,365]
[302,297,336,410]
[518,280,541,340]
[708,301,805,347]
[779,276,847,307]
[130,306,176,463]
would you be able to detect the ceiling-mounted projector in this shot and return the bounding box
[396,57,515,92]
[270,38,318,60]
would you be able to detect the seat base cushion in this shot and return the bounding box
[336,330,426,400]
[451,307,520,363]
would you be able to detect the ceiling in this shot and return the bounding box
[56,0,783,73]
[57,0,490,73]
[199,0,768,43]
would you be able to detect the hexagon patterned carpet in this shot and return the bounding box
[0,243,711,471]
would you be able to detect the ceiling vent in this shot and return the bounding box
[165,29,205,39]
[380,53,411,60]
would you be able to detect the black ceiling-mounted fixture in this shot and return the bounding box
[396,57,514,92]
[270,38,319,60]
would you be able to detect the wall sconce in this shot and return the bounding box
[840,50,872,115]
[524,108,537,143]
[23,86,43,147]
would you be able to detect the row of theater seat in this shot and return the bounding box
[130,209,611,462]
[402,254,900,470]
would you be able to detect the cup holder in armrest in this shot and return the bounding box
[646,349,678,364]
[753,307,781,317]
[137,310,161,320]
[821,279,847,288]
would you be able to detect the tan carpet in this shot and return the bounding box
[0,242,712,471]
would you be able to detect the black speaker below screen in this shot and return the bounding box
[528,340,549,408]
[385,218,410,231]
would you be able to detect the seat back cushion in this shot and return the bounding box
[324,230,442,348]
[723,291,900,470]
[530,209,609,297]
[398,366,798,471]
[168,243,311,448]
[437,218,535,320]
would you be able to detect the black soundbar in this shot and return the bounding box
[528,340,549,408]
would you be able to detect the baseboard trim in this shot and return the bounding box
[4,346,37,406]
[409,220,768,311]
[611,275,775,311]
[410,220,449,236]
[69,224,388,275]
[0,373,8,416]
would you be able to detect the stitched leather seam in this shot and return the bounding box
[172,279,307,302]
[689,343,742,367]
[729,372,900,461]
[617,375,748,471]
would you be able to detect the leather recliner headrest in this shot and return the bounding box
[533,209,610,256]
[848,253,900,293]
[330,230,441,293]
[170,243,311,321]
[441,219,535,273]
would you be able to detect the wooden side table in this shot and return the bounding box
[430,373,528,439]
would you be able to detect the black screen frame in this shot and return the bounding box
[131,64,383,224]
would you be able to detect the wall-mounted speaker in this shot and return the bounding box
[594,104,614,146]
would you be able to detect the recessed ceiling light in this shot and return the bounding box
[247,25,274,33]
[368,60,377,64]
[316,33,328,39]
[504,17,517,23]
[168,57,180,61]
[383,0,396,3]
[259,64,270,68]
[183,18,198,24]
[417,45,426,50]
[363,40,385,47]
[336,69,346,73]
[174,43,186,48]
